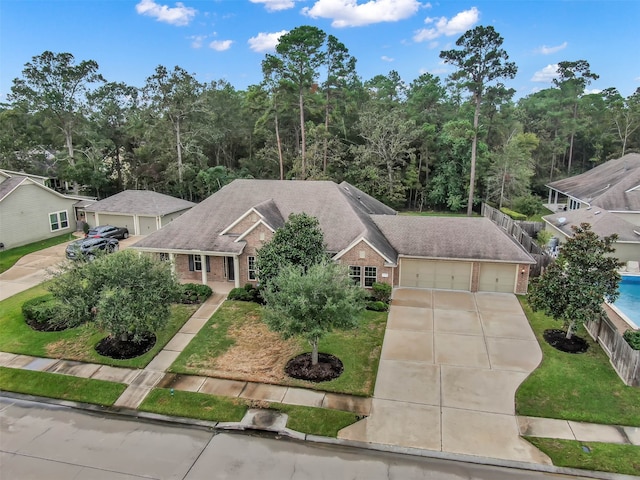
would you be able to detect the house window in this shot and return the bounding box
[349,266,361,285]
[188,254,210,272]
[159,253,170,262]
[248,256,257,280]
[364,266,377,287]
[49,211,69,232]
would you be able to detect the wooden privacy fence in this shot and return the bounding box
[481,204,551,277]
[586,316,640,386]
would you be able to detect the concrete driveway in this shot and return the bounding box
[339,288,551,465]
[0,235,142,301]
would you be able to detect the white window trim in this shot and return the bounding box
[364,266,377,288]
[349,265,362,285]
[248,256,257,280]
[49,210,69,232]
[193,254,203,272]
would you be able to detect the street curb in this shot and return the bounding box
[2,392,637,480]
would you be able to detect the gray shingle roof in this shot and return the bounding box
[543,208,640,243]
[253,199,285,230]
[84,190,195,216]
[132,180,398,255]
[371,215,536,263]
[546,153,640,211]
[0,176,26,202]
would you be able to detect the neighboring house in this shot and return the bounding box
[543,153,640,263]
[132,180,535,294]
[83,190,195,236]
[0,170,92,249]
[543,208,640,263]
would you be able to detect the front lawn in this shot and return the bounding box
[170,300,387,396]
[139,388,360,437]
[0,284,198,369]
[516,297,640,427]
[0,366,126,406]
[526,438,640,477]
[0,233,75,273]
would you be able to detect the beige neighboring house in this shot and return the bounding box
[83,190,195,236]
[0,169,92,249]
[543,153,640,263]
[131,180,535,294]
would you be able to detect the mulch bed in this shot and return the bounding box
[285,352,344,382]
[543,329,589,354]
[25,317,68,332]
[95,334,156,359]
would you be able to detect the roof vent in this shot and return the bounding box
[557,217,567,226]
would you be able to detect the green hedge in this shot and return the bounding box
[623,330,640,350]
[500,207,527,221]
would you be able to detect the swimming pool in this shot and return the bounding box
[611,275,640,329]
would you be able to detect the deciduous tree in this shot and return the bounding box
[528,223,621,339]
[261,261,366,365]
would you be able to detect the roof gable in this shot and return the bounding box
[543,208,640,243]
[0,175,87,204]
[546,153,640,211]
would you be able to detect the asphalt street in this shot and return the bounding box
[0,397,593,480]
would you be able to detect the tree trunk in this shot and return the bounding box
[175,118,183,185]
[467,93,481,216]
[311,338,319,365]
[275,109,284,180]
[565,320,575,340]
[64,127,80,194]
[323,90,330,174]
[299,88,306,179]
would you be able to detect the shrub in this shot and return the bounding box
[366,300,388,312]
[623,330,640,350]
[22,294,78,330]
[511,195,542,217]
[228,284,263,303]
[179,283,213,304]
[500,207,527,221]
[371,282,392,303]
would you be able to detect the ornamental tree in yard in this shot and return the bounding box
[49,250,180,342]
[528,223,621,339]
[256,212,327,287]
[261,261,366,365]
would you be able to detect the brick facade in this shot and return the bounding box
[238,223,273,285]
[515,263,530,294]
[336,240,395,288]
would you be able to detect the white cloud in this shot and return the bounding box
[302,0,421,28]
[584,88,602,95]
[536,41,568,55]
[248,30,288,52]
[381,55,394,62]
[250,0,296,11]
[190,35,207,48]
[135,0,196,26]
[413,7,479,42]
[531,64,559,83]
[209,40,233,51]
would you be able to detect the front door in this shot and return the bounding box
[226,256,235,281]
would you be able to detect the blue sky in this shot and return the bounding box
[1,0,638,102]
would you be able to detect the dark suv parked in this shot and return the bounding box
[66,237,119,260]
[85,225,129,239]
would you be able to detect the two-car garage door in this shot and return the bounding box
[399,259,518,293]
[400,259,472,290]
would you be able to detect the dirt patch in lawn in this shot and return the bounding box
[197,315,301,384]
[45,328,95,361]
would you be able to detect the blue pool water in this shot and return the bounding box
[613,275,640,327]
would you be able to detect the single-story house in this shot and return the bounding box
[542,208,640,263]
[0,170,92,249]
[83,190,195,236]
[546,153,640,226]
[131,180,535,293]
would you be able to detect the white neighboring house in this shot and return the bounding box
[0,169,94,250]
[543,153,640,264]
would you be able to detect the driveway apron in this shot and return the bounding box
[338,288,551,465]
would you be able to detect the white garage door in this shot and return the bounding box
[478,263,517,293]
[138,216,158,235]
[400,259,472,290]
[97,214,134,232]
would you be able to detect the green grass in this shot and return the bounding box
[527,207,554,222]
[171,300,387,396]
[0,366,126,406]
[398,210,476,217]
[138,388,248,422]
[269,403,360,437]
[0,284,198,369]
[516,297,640,427]
[0,233,75,273]
[526,437,640,476]
[138,389,360,437]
